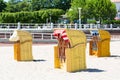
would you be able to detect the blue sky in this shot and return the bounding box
[4,0,8,2]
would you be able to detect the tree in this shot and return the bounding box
[16,1,30,11]
[5,0,30,12]
[31,0,45,11]
[66,0,87,22]
[52,0,71,11]
[0,0,7,12]
[4,0,71,12]
[0,9,64,23]
[66,0,117,24]
[31,0,71,11]
[90,0,116,23]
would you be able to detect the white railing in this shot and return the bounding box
[0,23,120,30]
[0,32,56,42]
[0,23,120,42]
[111,35,120,41]
[31,33,55,40]
[0,32,120,42]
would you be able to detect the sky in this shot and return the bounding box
[4,0,8,2]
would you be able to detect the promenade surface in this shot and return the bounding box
[0,41,120,80]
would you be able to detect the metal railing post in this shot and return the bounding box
[110,24,113,29]
[51,34,53,39]
[42,33,43,39]
[17,22,21,29]
[51,23,53,29]
[75,23,77,30]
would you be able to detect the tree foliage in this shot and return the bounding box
[1,0,117,24]
[52,0,71,11]
[31,0,71,11]
[0,9,64,23]
[5,0,71,12]
[66,0,87,22]
[67,0,117,23]
[87,0,116,22]
[5,0,30,12]
[0,0,7,12]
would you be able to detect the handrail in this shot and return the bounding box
[0,32,56,42]
[0,23,120,30]
[0,23,120,42]
[0,31,120,43]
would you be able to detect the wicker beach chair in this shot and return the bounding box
[53,28,87,72]
[9,30,33,61]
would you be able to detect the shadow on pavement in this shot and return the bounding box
[110,55,120,58]
[72,68,105,73]
[108,55,120,59]
[82,68,105,72]
[33,59,46,62]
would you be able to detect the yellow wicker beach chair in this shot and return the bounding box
[53,28,87,72]
[9,30,33,61]
[89,29,111,57]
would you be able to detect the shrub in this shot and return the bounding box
[0,9,64,23]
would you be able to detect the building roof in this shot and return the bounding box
[111,0,120,2]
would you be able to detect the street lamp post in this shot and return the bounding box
[50,13,51,23]
[78,8,82,29]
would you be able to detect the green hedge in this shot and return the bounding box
[103,20,120,24]
[87,20,96,24]
[0,9,64,23]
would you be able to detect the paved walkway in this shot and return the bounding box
[0,41,120,80]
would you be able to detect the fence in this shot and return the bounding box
[0,31,120,43]
[0,32,56,42]
[0,23,120,42]
[0,23,120,30]
[111,35,120,41]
